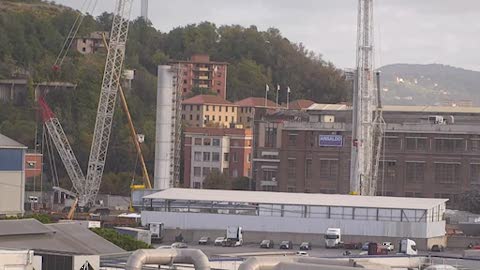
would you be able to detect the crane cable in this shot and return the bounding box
[53,0,99,71]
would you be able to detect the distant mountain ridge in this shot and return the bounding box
[378,64,480,106]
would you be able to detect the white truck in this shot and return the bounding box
[324,228,342,248]
[148,222,165,243]
[224,226,243,247]
[399,239,418,255]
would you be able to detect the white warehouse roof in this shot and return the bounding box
[144,188,447,210]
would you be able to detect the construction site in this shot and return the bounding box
[1,0,480,269]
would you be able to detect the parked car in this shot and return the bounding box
[198,236,210,245]
[260,239,274,249]
[156,245,172,249]
[296,251,309,256]
[361,242,370,251]
[382,242,394,251]
[214,237,226,246]
[171,242,188,249]
[280,240,293,249]
[431,244,445,252]
[299,242,312,250]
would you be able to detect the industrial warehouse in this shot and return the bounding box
[140,188,447,249]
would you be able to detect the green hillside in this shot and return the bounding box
[0,0,349,194]
[379,64,480,106]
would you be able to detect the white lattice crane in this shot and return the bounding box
[84,0,133,206]
[350,0,384,196]
[38,97,86,202]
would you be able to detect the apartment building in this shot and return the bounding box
[183,127,253,188]
[235,97,278,128]
[170,54,228,98]
[271,104,480,206]
[181,95,237,128]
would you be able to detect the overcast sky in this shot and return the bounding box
[55,0,480,71]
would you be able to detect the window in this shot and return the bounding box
[232,169,238,178]
[182,105,186,110]
[247,153,251,163]
[406,162,425,183]
[194,138,202,145]
[212,152,220,162]
[206,105,209,111]
[231,116,235,122]
[212,106,216,112]
[193,167,201,177]
[217,89,220,94]
[216,81,221,86]
[181,114,185,120]
[212,139,220,146]
[470,140,480,152]
[194,151,202,161]
[385,136,401,150]
[232,152,238,163]
[225,116,228,122]
[435,163,461,184]
[203,138,211,145]
[305,159,312,179]
[435,138,464,152]
[203,152,211,161]
[405,137,428,151]
[471,164,480,185]
[287,187,296,192]
[247,117,251,123]
[288,133,297,146]
[183,79,187,84]
[231,106,235,112]
[265,126,278,148]
[193,182,201,188]
[196,115,200,121]
[239,117,243,122]
[319,159,338,181]
[82,47,86,52]
[224,153,229,161]
[379,161,396,182]
[264,170,277,181]
[287,159,296,179]
[219,106,222,112]
[183,72,187,76]
[212,115,216,121]
[183,88,187,93]
[202,167,210,176]
[190,114,193,120]
[197,105,200,111]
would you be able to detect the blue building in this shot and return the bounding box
[0,133,26,216]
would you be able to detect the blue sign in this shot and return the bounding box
[319,135,343,147]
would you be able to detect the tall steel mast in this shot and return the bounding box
[350,0,378,196]
[84,0,133,206]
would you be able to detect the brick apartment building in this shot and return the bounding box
[181,95,238,128]
[235,97,278,128]
[170,54,228,99]
[253,103,480,205]
[183,127,252,188]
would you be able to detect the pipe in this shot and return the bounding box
[125,249,210,270]
[295,257,356,267]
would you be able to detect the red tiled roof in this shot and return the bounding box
[184,127,252,136]
[287,99,315,110]
[182,95,233,105]
[234,97,278,108]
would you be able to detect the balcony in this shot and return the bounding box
[283,121,349,131]
[260,180,278,187]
